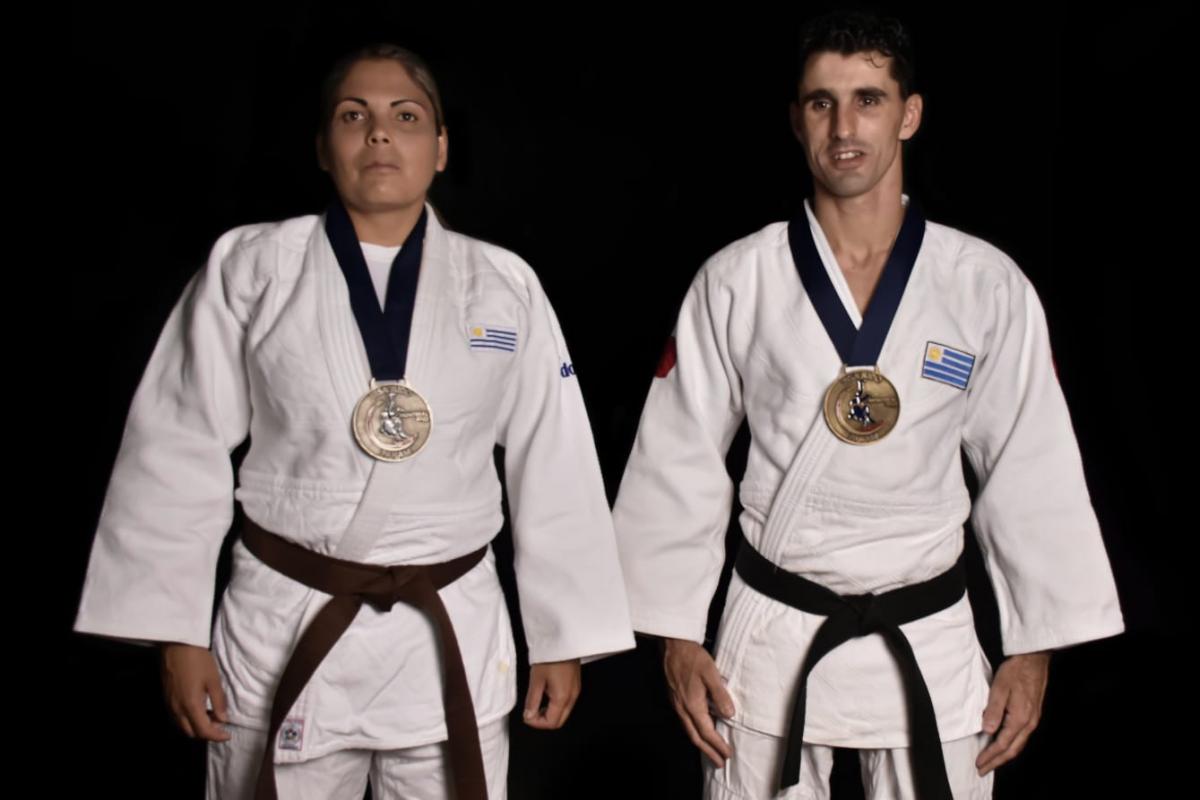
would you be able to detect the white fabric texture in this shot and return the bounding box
[207,717,509,800]
[704,719,993,800]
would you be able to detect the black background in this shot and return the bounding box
[62,1,1183,797]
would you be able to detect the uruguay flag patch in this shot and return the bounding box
[469,325,517,353]
[922,342,975,390]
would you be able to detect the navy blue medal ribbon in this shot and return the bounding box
[787,201,925,366]
[324,199,428,381]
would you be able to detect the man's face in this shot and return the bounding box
[790,50,922,201]
[318,58,448,216]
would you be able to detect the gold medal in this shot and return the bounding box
[822,367,900,445]
[352,380,433,461]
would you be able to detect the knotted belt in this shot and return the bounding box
[241,520,489,800]
[733,536,966,800]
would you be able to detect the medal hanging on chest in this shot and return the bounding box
[326,199,433,461]
[822,367,900,444]
[787,202,926,445]
[351,380,432,461]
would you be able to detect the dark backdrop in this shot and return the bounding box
[62,2,1182,797]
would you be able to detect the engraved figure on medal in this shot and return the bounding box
[847,378,875,426]
[379,389,416,447]
[822,368,900,445]
[352,380,433,461]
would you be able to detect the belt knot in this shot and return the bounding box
[843,592,883,635]
[360,565,422,611]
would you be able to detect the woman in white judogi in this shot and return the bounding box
[75,44,633,799]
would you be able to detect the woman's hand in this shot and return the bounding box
[522,659,581,730]
[160,642,231,742]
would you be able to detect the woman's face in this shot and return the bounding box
[319,58,447,217]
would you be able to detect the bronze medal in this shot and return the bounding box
[822,367,900,445]
[352,381,433,461]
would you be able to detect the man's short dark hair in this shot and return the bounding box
[797,10,916,98]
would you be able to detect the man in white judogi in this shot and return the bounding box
[612,11,1123,799]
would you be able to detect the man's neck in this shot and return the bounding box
[810,175,908,316]
[810,189,906,270]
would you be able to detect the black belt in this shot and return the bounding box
[242,520,490,800]
[734,536,966,800]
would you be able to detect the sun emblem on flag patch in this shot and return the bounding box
[468,324,517,353]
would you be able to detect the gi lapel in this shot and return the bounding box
[310,203,456,560]
[718,198,903,662]
[717,403,839,666]
[716,213,845,667]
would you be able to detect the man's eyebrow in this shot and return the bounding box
[799,86,891,104]
[799,88,834,104]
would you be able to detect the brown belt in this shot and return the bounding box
[241,520,489,800]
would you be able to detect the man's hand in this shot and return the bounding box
[523,659,581,730]
[976,651,1050,775]
[663,638,736,768]
[160,642,231,742]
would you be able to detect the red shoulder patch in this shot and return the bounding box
[655,335,677,378]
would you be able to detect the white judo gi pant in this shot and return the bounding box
[704,720,993,800]
[206,718,509,799]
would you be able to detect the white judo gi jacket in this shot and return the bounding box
[76,207,635,763]
[612,201,1123,747]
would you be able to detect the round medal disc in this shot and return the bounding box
[352,381,433,461]
[822,368,900,445]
